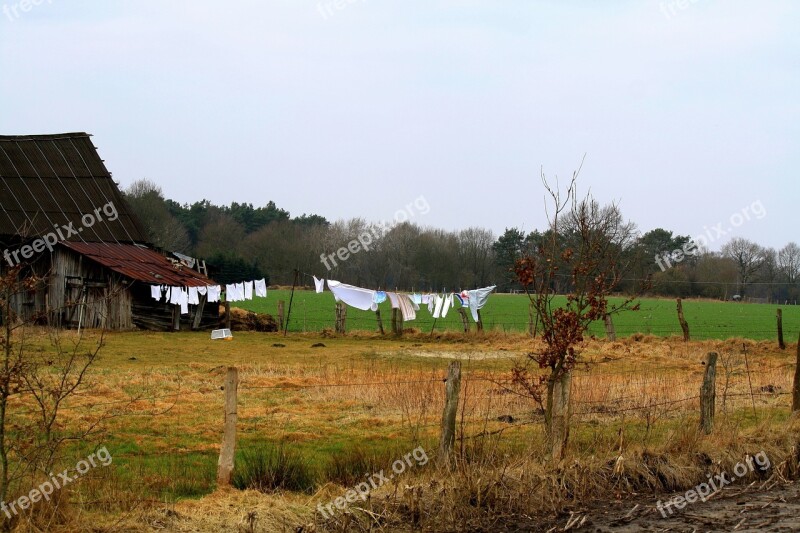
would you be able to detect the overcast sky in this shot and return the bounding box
[1,1,797,251]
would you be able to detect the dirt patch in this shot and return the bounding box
[392,348,524,360]
[529,481,800,532]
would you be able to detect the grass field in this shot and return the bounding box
[6,328,799,531]
[234,289,800,341]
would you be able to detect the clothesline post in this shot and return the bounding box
[284,269,298,337]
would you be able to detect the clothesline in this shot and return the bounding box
[150,278,268,316]
[320,278,496,323]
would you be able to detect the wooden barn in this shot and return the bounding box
[0,132,218,331]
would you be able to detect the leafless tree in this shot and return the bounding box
[721,238,765,297]
[513,166,643,460]
[778,242,800,284]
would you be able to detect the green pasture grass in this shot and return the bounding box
[234,290,800,341]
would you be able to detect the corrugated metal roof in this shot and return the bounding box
[62,242,215,287]
[0,133,149,243]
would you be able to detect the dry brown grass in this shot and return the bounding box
[4,329,798,531]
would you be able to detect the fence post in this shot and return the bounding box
[603,314,616,341]
[476,309,484,333]
[217,367,239,487]
[777,308,785,350]
[277,300,285,332]
[335,302,347,334]
[793,332,800,413]
[528,301,537,337]
[549,370,572,461]
[439,361,462,463]
[224,301,231,330]
[375,308,385,335]
[677,298,690,341]
[700,352,718,434]
[457,308,470,333]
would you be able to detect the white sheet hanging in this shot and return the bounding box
[255,278,267,297]
[327,280,377,311]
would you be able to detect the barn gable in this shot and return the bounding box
[0,132,217,331]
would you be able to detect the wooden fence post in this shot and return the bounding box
[439,361,462,463]
[277,300,285,332]
[224,301,231,330]
[335,302,347,334]
[676,298,690,342]
[700,352,718,434]
[528,301,536,337]
[793,332,800,413]
[548,370,572,461]
[457,308,470,333]
[217,367,239,487]
[777,309,785,350]
[603,314,616,341]
[375,308,385,335]
[476,309,484,333]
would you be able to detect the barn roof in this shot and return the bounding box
[0,132,148,243]
[62,242,213,287]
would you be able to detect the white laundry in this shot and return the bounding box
[468,286,496,322]
[188,286,199,305]
[254,278,267,297]
[313,276,325,294]
[225,284,238,302]
[207,285,221,303]
[236,283,245,301]
[387,292,400,308]
[432,295,444,318]
[150,285,162,301]
[244,281,254,300]
[179,289,189,315]
[398,294,417,321]
[169,287,182,305]
[441,294,453,318]
[327,280,377,311]
[197,286,208,296]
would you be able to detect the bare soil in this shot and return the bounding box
[525,480,800,532]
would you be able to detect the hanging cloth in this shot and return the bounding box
[188,287,199,305]
[467,286,496,322]
[432,295,445,318]
[327,280,377,311]
[397,294,417,321]
[207,285,221,303]
[254,278,267,297]
[313,276,325,294]
[441,294,453,318]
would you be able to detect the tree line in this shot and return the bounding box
[123,179,799,301]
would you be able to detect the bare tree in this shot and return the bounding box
[513,167,642,460]
[778,242,800,284]
[721,238,765,297]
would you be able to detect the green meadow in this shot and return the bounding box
[234,289,800,341]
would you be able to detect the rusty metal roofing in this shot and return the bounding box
[0,133,149,243]
[62,241,215,287]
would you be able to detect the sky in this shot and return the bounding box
[1,0,797,251]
